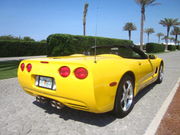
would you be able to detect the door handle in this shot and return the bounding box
[138,62,142,66]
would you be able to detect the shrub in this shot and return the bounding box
[146,43,165,53]
[47,34,133,56]
[168,45,176,51]
[134,45,140,49]
[175,45,180,50]
[0,40,47,57]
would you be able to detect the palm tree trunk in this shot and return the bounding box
[128,30,131,40]
[167,27,170,37]
[175,34,178,45]
[147,33,149,43]
[83,22,86,36]
[165,27,170,50]
[158,36,160,44]
[140,7,145,50]
[83,3,88,36]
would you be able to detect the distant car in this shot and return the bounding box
[18,45,164,118]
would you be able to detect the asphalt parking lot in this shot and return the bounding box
[0,51,180,135]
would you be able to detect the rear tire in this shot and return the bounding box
[113,75,134,118]
[156,64,164,84]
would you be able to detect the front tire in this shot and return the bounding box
[113,75,134,118]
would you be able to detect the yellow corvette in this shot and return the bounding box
[18,45,164,118]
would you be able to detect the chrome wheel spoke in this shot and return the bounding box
[123,100,127,111]
[127,81,132,92]
[127,95,133,100]
[121,93,125,103]
[159,66,164,81]
[121,80,134,112]
[123,85,127,92]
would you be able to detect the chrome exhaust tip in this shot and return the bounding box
[50,100,56,108]
[36,96,48,104]
[36,96,40,102]
[50,100,64,109]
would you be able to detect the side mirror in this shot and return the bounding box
[148,54,156,59]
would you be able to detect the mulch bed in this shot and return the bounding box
[156,85,180,135]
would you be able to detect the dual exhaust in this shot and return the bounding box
[36,96,64,109]
[36,96,48,104]
[50,100,64,109]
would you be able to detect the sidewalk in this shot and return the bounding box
[0,56,46,62]
[156,85,180,135]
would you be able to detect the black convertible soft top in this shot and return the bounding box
[89,45,148,59]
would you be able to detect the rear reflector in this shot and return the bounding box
[26,63,32,72]
[109,82,117,87]
[20,63,25,71]
[59,66,70,77]
[74,67,88,79]
[41,61,49,64]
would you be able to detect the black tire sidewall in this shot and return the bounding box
[113,75,134,118]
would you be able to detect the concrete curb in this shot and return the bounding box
[0,56,46,62]
[144,77,180,135]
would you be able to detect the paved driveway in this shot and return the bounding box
[0,51,180,135]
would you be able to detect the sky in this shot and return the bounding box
[0,0,180,44]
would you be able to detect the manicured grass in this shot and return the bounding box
[0,60,21,80]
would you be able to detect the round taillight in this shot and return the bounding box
[74,67,88,79]
[26,63,32,72]
[59,66,70,77]
[20,63,25,71]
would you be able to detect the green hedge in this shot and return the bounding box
[47,34,133,56]
[176,45,180,50]
[0,40,47,57]
[146,43,165,53]
[168,45,176,51]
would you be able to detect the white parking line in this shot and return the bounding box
[144,78,180,135]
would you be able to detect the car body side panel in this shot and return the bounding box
[91,58,140,112]
[135,59,154,91]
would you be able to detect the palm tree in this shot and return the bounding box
[171,27,180,45]
[83,3,89,36]
[135,0,159,50]
[162,36,169,44]
[169,37,175,44]
[144,28,155,43]
[159,18,179,49]
[178,40,180,45]
[123,22,137,40]
[156,33,164,43]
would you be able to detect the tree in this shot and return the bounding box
[123,22,137,40]
[171,27,180,45]
[135,0,159,50]
[23,36,35,42]
[162,36,169,44]
[169,37,175,44]
[40,40,47,43]
[156,33,164,43]
[159,18,179,49]
[178,40,180,45]
[83,3,89,36]
[0,35,19,40]
[144,28,155,43]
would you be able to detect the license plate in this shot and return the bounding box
[37,76,54,89]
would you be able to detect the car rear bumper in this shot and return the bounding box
[23,87,90,111]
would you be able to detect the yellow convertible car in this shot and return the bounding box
[18,45,164,118]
